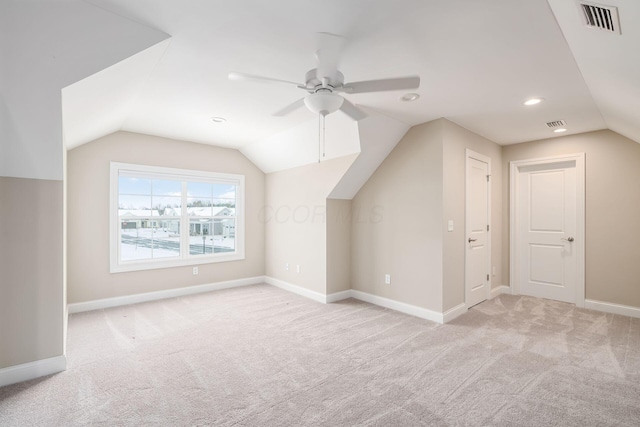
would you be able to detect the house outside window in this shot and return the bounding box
[110,162,244,273]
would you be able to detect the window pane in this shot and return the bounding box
[187,181,212,198]
[214,218,235,253]
[213,198,235,209]
[187,197,212,216]
[152,179,181,196]
[187,196,212,207]
[189,219,214,255]
[120,219,154,261]
[121,219,180,261]
[119,176,151,195]
[152,196,181,216]
[212,184,235,199]
[119,195,152,217]
[153,220,180,258]
[212,206,234,217]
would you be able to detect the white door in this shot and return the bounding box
[465,151,491,308]
[511,155,585,305]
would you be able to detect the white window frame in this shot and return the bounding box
[110,162,245,273]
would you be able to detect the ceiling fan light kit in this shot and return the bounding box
[304,92,344,116]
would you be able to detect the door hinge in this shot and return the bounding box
[486,175,490,182]
[487,224,490,231]
[487,274,490,281]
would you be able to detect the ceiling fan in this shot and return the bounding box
[228,34,420,121]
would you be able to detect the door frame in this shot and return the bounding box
[465,149,492,306]
[509,153,586,307]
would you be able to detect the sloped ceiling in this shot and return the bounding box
[1,0,169,180]
[62,40,171,150]
[548,0,640,144]
[56,0,640,173]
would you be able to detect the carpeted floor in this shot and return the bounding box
[1,284,639,426]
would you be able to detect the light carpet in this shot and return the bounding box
[1,284,639,426]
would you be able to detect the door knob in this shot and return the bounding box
[561,237,574,242]
[468,238,477,243]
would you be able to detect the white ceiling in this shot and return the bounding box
[62,0,640,172]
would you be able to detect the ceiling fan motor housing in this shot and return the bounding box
[305,68,344,92]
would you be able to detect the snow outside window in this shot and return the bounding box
[110,162,245,273]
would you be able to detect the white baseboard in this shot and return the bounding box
[263,276,329,304]
[443,303,467,323]
[326,290,352,303]
[584,299,640,319]
[0,355,67,388]
[68,276,265,314]
[263,279,451,324]
[349,290,444,324]
[491,285,511,299]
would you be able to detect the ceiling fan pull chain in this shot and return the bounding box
[322,113,326,159]
[318,112,321,163]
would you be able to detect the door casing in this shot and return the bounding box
[509,153,586,307]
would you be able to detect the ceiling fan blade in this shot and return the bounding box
[339,98,367,121]
[339,76,420,94]
[228,72,303,87]
[315,32,344,81]
[273,98,306,117]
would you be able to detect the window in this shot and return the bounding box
[110,162,244,273]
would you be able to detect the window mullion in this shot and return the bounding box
[181,181,188,259]
[150,181,154,260]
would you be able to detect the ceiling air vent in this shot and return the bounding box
[546,120,567,128]
[578,2,621,34]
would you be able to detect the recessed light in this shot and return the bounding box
[211,116,227,123]
[553,128,567,133]
[401,93,420,102]
[524,98,543,106]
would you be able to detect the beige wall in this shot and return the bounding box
[351,120,445,312]
[265,155,356,294]
[502,129,640,308]
[442,120,503,311]
[67,131,265,304]
[351,119,503,313]
[326,199,352,294]
[0,177,64,368]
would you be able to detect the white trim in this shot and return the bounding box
[465,149,492,306]
[0,355,67,388]
[263,276,328,304]
[109,162,246,274]
[263,278,454,324]
[326,290,353,303]
[510,153,586,307]
[585,299,640,319]
[443,303,467,323]
[490,285,511,299]
[349,290,444,324]
[68,276,264,314]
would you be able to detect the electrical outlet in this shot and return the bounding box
[385,274,391,284]
[285,262,289,271]
[193,267,199,275]
[492,266,496,277]
[296,264,301,274]
[447,220,454,232]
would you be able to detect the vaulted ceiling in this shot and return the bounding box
[60,0,640,172]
